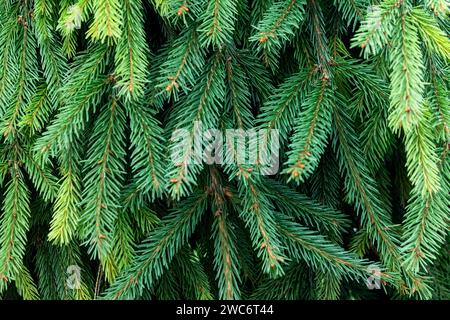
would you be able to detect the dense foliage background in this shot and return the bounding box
[0,0,449,300]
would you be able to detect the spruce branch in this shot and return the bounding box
[404,107,441,196]
[258,68,313,142]
[114,0,149,100]
[156,26,206,100]
[284,78,333,183]
[424,0,449,16]
[34,0,68,107]
[262,179,349,241]
[172,247,214,300]
[198,0,238,47]
[105,191,209,299]
[165,52,225,200]
[210,167,241,299]
[332,0,366,29]
[412,7,450,61]
[237,175,287,277]
[401,147,450,273]
[388,11,425,132]
[87,0,123,43]
[14,265,40,300]
[351,0,402,58]
[35,45,109,154]
[79,97,127,261]
[332,96,403,275]
[250,0,307,68]
[224,50,254,130]
[126,100,166,203]
[48,143,82,245]
[0,5,20,119]
[0,165,30,293]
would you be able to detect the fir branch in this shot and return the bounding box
[156,27,206,100]
[152,0,204,22]
[306,0,331,77]
[351,0,401,58]
[165,52,225,200]
[0,5,20,119]
[20,84,52,134]
[411,7,450,61]
[79,97,127,260]
[23,151,58,202]
[105,191,209,299]
[173,247,214,300]
[250,0,307,68]
[103,209,136,283]
[332,0,366,29]
[310,146,341,210]
[57,0,89,57]
[388,9,425,132]
[262,179,349,240]
[401,147,450,273]
[48,143,82,245]
[258,68,313,142]
[198,0,238,47]
[35,240,92,299]
[35,45,109,154]
[424,0,449,17]
[276,213,376,281]
[210,168,241,299]
[251,263,312,299]
[404,108,441,196]
[315,270,342,300]
[284,79,333,183]
[237,175,287,277]
[114,0,149,100]
[426,53,449,143]
[34,0,68,106]
[15,265,40,300]
[0,0,448,300]
[0,166,30,292]
[1,8,38,141]
[126,100,166,203]
[334,58,394,171]
[332,95,403,275]
[224,50,254,130]
[87,0,123,43]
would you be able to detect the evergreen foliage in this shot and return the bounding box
[0,0,448,300]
